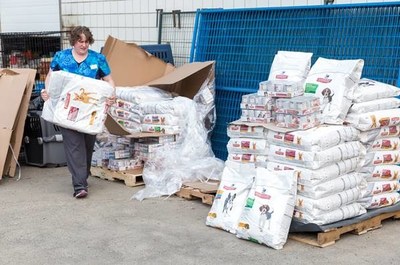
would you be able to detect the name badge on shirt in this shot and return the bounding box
[90,64,98,70]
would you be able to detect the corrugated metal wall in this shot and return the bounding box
[59,0,393,52]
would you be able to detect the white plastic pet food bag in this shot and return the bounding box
[298,172,366,199]
[227,138,269,155]
[350,78,400,103]
[227,123,268,139]
[296,187,362,214]
[116,86,172,104]
[364,150,400,166]
[345,109,400,131]
[358,192,400,209]
[42,70,114,134]
[267,125,359,151]
[268,51,313,82]
[359,125,400,143]
[304,57,364,124]
[206,162,255,234]
[267,158,362,186]
[236,167,296,250]
[259,51,313,98]
[294,203,366,225]
[363,180,399,197]
[361,165,400,181]
[349,97,400,114]
[269,141,365,169]
[368,137,400,151]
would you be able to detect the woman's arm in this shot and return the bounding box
[102,74,116,106]
[40,69,53,101]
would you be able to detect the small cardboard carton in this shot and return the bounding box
[0,68,36,178]
[102,36,215,136]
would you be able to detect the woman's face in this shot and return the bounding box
[73,33,90,55]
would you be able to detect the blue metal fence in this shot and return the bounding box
[190,2,400,160]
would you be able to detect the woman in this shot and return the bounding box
[41,26,115,199]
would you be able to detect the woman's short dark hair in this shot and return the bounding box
[69,26,94,46]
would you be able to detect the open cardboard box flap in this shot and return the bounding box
[102,36,215,136]
[102,36,175,86]
[147,61,214,98]
[0,68,35,178]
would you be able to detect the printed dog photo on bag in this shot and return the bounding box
[258,204,274,232]
[222,192,236,216]
[321,87,334,111]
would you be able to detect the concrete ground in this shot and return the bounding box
[0,164,399,265]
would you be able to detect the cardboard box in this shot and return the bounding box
[102,36,215,136]
[0,69,36,178]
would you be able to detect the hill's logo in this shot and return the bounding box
[317,74,332,83]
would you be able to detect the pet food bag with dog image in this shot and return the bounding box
[206,161,255,234]
[42,70,114,135]
[304,57,364,124]
[236,167,297,250]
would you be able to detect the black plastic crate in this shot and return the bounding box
[23,110,66,167]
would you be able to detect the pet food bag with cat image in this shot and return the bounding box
[349,78,400,103]
[206,161,255,234]
[304,57,364,124]
[235,167,297,250]
[259,51,312,98]
[42,70,114,135]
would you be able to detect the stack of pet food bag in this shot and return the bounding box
[206,51,399,249]
[91,86,179,171]
[345,80,400,209]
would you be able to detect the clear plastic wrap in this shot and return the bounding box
[132,95,224,201]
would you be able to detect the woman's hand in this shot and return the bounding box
[106,95,116,107]
[41,89,49,101]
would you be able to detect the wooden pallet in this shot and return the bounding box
[176,180,219,205]
[289,210,400,247]
[90,167,144,187]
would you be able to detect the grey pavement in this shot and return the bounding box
[0,164,399,265]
